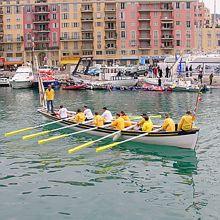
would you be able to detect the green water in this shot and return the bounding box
[0,87,219,220]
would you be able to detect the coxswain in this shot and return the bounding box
[142,115,153,132]
[83,105,94,120]
[120,111,132,128]
[178,111,196,131]
[75,109,86,123]
[111,113,125,130]
[101,107,113,123]
[45,85,55,113]
[93,112,105,127]
[57,105,68,119]
[161,113,175,132]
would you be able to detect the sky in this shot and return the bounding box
[203,0,220,13]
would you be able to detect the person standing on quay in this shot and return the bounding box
[45,85,55,113]
[209,73,214,86]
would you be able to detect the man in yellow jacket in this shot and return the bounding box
[178,111,196,131]
[45,85,55,113]
[142,115,153,132]
[161,113,175,132]
[111,113,125,130]
[120,111,132,128]
[75,109,86,123]
[94,112,105,127]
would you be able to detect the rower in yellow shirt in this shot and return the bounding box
[161,113,175,132]
[75,109,86,123]
[45,85,55,113]
[120,111,132,128]
[111,113,125,130]
[94,112,105,127]
[137,113,152,129]
[178,111,196,131]
[142,115,153,132]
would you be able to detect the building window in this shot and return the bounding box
[72,22,79,27]
[121,50,126,55]
[121,31,126,38]
[6,6,11,14]
[64,42,68,50]
[121,3,125,9]
[52,23,58,28]
[96,22,101,27]
[61,4,69,12]
[62,23,69,28]
[186,2,191,9]
[131,50,136,55]
[186,21,191,28]
[153,30,158,38]
[176,40,181,46]
[15,6,20,14]
[121,22,125,29]
[6,25,11,29]
[97,3,101,11]
[154,12,158,18]
[176,21,181,25]
[154,39,158,46]
[186,40,191,47]
[120,12,124,19]
[96,51,102,55]
[176,2,180,9]
[17,43,21,51]
[52,14,57,19]
[62,13,69,20]
[131,31,136,40]
[73,42,78,50]
[218,40,220,46]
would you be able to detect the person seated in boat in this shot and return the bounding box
[101,107,113,124]
[111,113,125,131]
[120,111,132,128]
[74,109,86,124]
[142,115,153,132]
[160,113,175,132]
[137,114,152,129]
[178,111,196,132]
[57,105,68,119]
[83,105,94,121]
[94,112,105,127]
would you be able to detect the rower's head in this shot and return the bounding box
[48,85,52,90]
[60,105,63,109]
[165,113,170,118]
[186,111,191,115]
[141,113,147,118]
[83,105,88,110]
[95,112,99,116]
[143,115,149,121]
[77,109,82,113]
[102,107,107,112]
[120,111,126,116]
[116,113,120,119]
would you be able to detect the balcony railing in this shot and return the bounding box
[33,28,50,32]
[25,46,59,51]
[138,16,150,21]
[138,26,151,31]
[161,35,174,39]
[60,37,81,41]
[139,35,151,40]
[105,7,116,12]
[33,19,50,23]
[139,44,151,49]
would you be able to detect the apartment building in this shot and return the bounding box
[0,0,208,67]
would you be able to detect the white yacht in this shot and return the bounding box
[10,66,34,89]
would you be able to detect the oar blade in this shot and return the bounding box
[96,142,120,153]
[22,131,50,140]
[38,134,67,145]
[68,141,95,154]
[5,127,33,137]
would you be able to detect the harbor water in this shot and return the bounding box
[0,87,220,220]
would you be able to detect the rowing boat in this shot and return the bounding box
[37,108,199,150]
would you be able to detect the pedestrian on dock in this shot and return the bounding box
[45,85,55,113]
[209,73,214,86]
[165,66,169,78]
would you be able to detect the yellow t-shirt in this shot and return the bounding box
[162,118,175,132]
[94,115,105,127]
[111,117,125,130]
[178,115,195,131]
[75,112,86,123]
[142,120,153,132]
[122,115,132,128]
[45,88,55,101]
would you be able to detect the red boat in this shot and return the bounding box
[142,83,172,92]
[62,84,86,90]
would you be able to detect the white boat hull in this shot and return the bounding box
[10,80,33,89]
[38,109,199,150]
[72,76,138,87]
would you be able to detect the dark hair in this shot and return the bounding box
[95,112,99,115]
[165,113,170,118]
[60,105,63,108]
[143,116,149,121]
[103,107,107,110]
[120,111,125,115]
[116,113,120,117]
[186,111,191,115]
[141,113,147,117]
[84,105,88,108]
[77,109,82,113]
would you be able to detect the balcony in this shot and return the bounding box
[33,28,50,32]
[161,16,174,21]
[34,10,50,14]
[60,37,81,41]
[25,46,59,51]
[105,36,117,41]
[138,26,151,31]
[0,19,3,23]
[138,6,150,12]
[82,27,93,32]
[161,26,173,30]
[139,35,151,40]
[81,6,93,13]
[161,35,174,40]
[105,4,116,12]
[81,17,93,22]
[33,19,50,23]
[105,26,116,31]
[161,45,174,50]
[34,38,50,42]
[82,37,93,41]
[139,44,151,50]
[104,17,116,21]
[138,16,150,21]
[3,37,24,43]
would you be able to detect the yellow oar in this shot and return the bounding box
[38,124,111,145]
[4,116,75,137]
[68,124,136,154]
[22,120,93,140]
[96,128,161,153]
